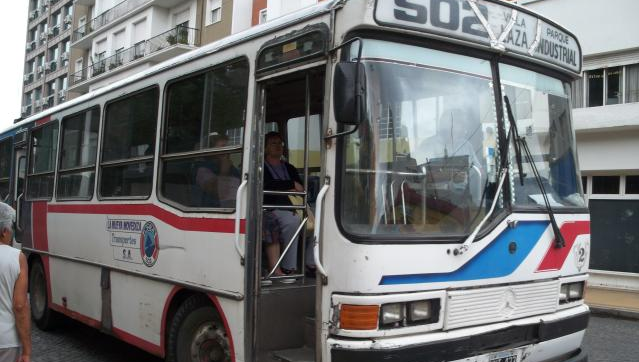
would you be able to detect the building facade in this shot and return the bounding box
[521,0,639,313]
[20,0,253,115]
[22,0,75,118]
[251,0,325,26]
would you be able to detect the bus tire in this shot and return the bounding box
[29,260,60,330]
[167,295,231,362]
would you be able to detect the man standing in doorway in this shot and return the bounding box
[0,203,30,362]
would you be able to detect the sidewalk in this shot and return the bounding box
[586,286,639,319]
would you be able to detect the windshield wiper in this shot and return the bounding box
[453,96,566,256]
[503,96,566,249]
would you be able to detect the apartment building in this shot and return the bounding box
[21,0,75,118]
[521,0,639,314]
[67,0,251,97]
[20,0,252,112]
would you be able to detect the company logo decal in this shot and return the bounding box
[107,218,159,267]
[141,221,159,267]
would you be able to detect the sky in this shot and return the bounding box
[0,3,28,131]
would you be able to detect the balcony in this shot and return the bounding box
[72,0,186,48]
[70,26,199,92]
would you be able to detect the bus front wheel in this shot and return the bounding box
[167,295,231,362]
[29,260,60,330]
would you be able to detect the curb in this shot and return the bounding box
[589,306,639,320]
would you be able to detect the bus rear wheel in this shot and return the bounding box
[29,260,60,330]
[167,295,230,362]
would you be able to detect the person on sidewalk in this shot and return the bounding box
[0,203,30,362]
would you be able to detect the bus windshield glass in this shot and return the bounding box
[340,39,502,239]
[500,63,586,209]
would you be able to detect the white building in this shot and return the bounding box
[67,0,252,97]
[521,0,639,312]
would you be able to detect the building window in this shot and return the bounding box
[592,175,620,194]
[606,66,622,105]
[578,64,639,108]
[627,64,639,103]
[587,69,604,107]
[259,9,267,24]
[210,0,221,24]
[626,175,639,194]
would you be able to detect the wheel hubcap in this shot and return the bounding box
[190,322,230,362]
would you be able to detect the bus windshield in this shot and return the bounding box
[338,39,585,241]
[340,39,501,239]
[500,63,586,209]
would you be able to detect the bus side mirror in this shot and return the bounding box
[333,62,366,125]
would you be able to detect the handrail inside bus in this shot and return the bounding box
[234,174,248,264]
[265,217,308,279]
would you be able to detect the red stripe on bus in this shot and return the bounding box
[35,115,52,126]
[160,286,182,357]
[32,202,49,251]
[208,294,237,362]
[51,302,102,329]
[32,202,54,302]
[536,221,590,272]
[47,203,247,234]
[112,326,163,357]
[51,302,163,357]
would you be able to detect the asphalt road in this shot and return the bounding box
[30,313,638,362]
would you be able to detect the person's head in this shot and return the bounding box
[0,202,16,244]
[265,131,284,159]
[210,134,229,148]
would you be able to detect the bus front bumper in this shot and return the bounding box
[328,305,589,362]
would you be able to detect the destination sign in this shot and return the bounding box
[374,0,581,73]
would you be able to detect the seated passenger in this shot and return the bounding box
[193,135,241,207]
[263,132,303,276]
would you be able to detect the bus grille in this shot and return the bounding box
[444,280,559,330]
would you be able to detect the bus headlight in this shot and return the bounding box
[380,299,440,328]
[559,281,584,304]
[569,282,584,300]
[380,303,404,327]
[408,300,433,323]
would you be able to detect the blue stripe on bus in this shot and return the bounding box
[379,221,550,285]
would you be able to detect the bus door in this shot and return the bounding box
[252,68,325,362]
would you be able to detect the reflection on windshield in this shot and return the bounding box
[500,64,585,209]
[340,41,500,238]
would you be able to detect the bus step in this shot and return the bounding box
[304,317,315,348]
[271,347,314,362]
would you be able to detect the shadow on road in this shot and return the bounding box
[32,317,163,362]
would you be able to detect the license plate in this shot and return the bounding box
[488,349,521,362]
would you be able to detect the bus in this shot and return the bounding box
[1,1,590,361]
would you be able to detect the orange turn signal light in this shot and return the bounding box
[339,304,379,330]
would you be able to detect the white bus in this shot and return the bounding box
[1,1,590,361]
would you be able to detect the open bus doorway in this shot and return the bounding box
[253,68,324,362]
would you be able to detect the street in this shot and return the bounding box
[29,313,638,362]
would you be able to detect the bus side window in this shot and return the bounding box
[99,88,159,198]
[57,107,100,200]
[0,138,11,202]
[160,59,249,210]
[26,122,59,200]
